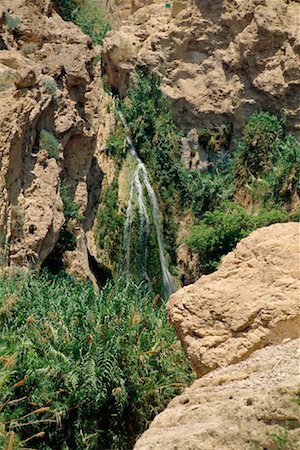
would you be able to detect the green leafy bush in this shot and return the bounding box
[55,0,110,45]
[39,130,59,159]
[106,126,126,161]
[198,124,232,156]
[235,111,285,178]
[189,167,234,218]
[60,184,83,223]
[185,201,289,273]
[95,176,124,270]
[0,272,194,449]
[234,111,300,209]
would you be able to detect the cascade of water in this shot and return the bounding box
[117,106,175,297]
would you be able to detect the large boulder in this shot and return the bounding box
[167,222,300,377]
[134,337,300,450]
[134,222,300,450]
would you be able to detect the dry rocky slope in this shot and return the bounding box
[134,222,300,450]
[0,0,113,280]
[103,0,300,136]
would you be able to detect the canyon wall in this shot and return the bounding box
[0,0,113,279]
[102,0,300,136]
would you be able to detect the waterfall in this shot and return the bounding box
[117,107,175,298]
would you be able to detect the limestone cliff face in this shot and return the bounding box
[134,222,300,450]
[102,0,300,136]
[0,0,112,278]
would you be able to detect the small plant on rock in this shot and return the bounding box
[4,13,21,31]
[39,129,59,159]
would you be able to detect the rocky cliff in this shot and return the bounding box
[0,0,113,280]
[102,0,300,136]
[134,222,300,449]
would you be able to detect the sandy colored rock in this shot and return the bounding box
[167,222,300,377]
[102,0,300,137]
[0,0,112,280]
[134,338,300,450]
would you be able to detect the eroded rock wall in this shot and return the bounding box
[0,0,112,279]
[102,0,300,136]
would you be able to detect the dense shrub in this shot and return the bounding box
[95,176,124,269]
[123,72,187,205]
[185,201,289,273]
[198,123,232,157]
[235,111,285,178]
[189,166,234,218]
[106,126,126,162]
[234,111,300,209]
[39,130,59,159]
[54,0,110,45]
[0,272,194,449]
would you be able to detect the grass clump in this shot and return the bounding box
[4,13,21,31]
[39,130,59,159]
[0,272,194,449]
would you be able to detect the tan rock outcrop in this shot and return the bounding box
[134,337,300,450]
[0,0,112,279]
[167,222,300,377]
[135,223,300,450]
[102,0,300,136]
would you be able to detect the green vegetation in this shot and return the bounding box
[101,73,299,284]
[4,13,21,31]
[95,175,124,270]
[55,0,110,45]
[43,79,58,96]
[121,72,189,268]
[189,165,233,218]
[105,126,126,162]
[234,111,300,209]
[185,202,289,273]
[39,130,59,160]
[185,111,299,273]
[235,111,285,178]
[60,184,83,223]
[44,184,82,272]
[123,72,188,208]
[0,271,194,449]
[198,123,232,157]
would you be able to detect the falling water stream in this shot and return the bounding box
[117,106,175,298]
